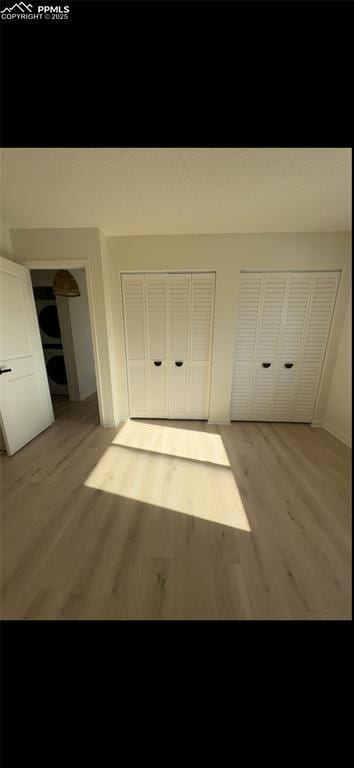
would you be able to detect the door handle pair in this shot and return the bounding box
[153,361,184,367]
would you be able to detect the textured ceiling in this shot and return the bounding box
[0,148,351,252]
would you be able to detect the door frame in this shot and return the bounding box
[22,259,104,426]
[0,256,55,454]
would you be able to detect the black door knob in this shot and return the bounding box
[175,361,183,367]
[153,361,162,367]
[262,362,271,368]
[284,363,293,369]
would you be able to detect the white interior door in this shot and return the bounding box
[0,256,54,455]
[231,270,340,422]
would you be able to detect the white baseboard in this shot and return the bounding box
[207,419,231,425]
[102,419,120,428]
[311,420,352,448]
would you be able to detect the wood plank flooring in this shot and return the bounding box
[0,394,351,620]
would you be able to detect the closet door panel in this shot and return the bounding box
[231,270,340,423]
[122,274,148,416]
[145,274,168,362]
[168,274,191,362]
[145,274,168,416]
[148,361,168,417]
[127,362,148,415]
[272,273,312,420]
[251,273,287,419]
[122,274,146,361]
[189,273,215,417]
[252,363,277,420]
[294,272,340,420]
[231,272,263,419]
[169,362,189,417]
[190,273,215,361]
[278,273,312,364]
[255,273,287,364]
[190,363,210,417]
[271,365,297,420]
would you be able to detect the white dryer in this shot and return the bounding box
[43,348,68,395]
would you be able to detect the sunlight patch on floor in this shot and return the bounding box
[84,443,250,532]
[112,420,230,466]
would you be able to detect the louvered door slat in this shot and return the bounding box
[168,275,191,361]
[122,275,146,360]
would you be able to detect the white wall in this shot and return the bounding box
[107,231,352,424]
[9,228,352,436]
[30,269,58,287]
[10,228,118,426]
[321,293,352,446]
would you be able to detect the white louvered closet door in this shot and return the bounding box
[230,272,263,419]
[123,272,215,419]
[231,271,340,422]
[168,274,191,417]
[252,272,287,419]
[122,274,148,416]
[272,272,313,420]
[293,272,340,421]
[146,273,168,417]
[190,273,215,417]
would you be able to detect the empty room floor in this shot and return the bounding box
[0,394,351,620]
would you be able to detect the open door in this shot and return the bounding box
[0,256,54,455]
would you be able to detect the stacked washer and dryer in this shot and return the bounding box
[33,285,69,395]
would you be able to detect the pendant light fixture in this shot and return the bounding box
[53,270,80,297]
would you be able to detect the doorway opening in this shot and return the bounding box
[30,268,99,424]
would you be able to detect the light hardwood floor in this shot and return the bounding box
[0,394,351,620]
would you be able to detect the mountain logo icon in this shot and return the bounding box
[1,2,33,12]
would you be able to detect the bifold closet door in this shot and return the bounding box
[146,274,168,417]
[189,272,215,417]
[231,271,340,422]
[122,274,148,416]
[168,272,215,418]
[122,273,169,417]
[122,272,215,419]
[168,274,191,417]
[293,272,340,420]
